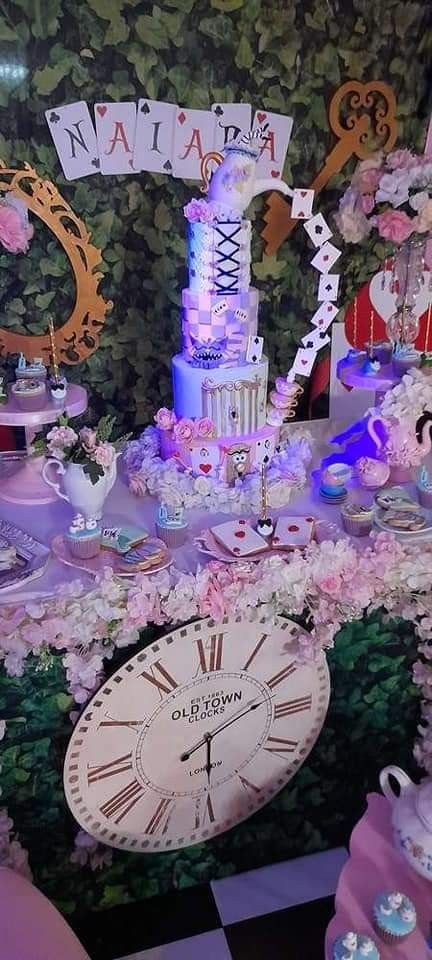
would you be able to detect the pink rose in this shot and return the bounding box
[92,441,115,469]
[375,209,414,244]
[154,407,176,431]
[173,418,195,444]
[360,194,375,215]
[196,569,226,620]
[356,152,383,173]
[317,574,343,597]
[183,199,213,223]
[195,417,215,439]
[0,204,33,254]
[129,472,146,496]
[413,199,432,233]
[79,427,97,451]
[386,148,417,171]
[352,167,381,195]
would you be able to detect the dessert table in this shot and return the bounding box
[325,794,432,959]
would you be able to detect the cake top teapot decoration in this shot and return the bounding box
[200,125,292,216]
[380,764,432,881]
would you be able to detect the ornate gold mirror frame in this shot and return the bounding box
[0,162,112,364]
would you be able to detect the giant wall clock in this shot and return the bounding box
[64,616,330,852]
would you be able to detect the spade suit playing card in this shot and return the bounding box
[133,99,177,174]
[303,212,332,248]
[173,108,216,180]
[95,102,137,175]
[45,101,99,180]
[272,516,315,549]
[287,347,317,380]
[301,327,331,351]
[311,241,341,273]
[212,102,252,153]
[310,301,339,331]
[252,110,293,179]
[211,519,268,557]
[291,188,314,219]
[246,335,263,364]
[318,274,340,301]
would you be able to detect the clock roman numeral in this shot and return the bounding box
[99,714,143,731]
[274,695,312,719]
[100,778,145,824]
[195,793,215,829]
[144,798,174,835]
[265,662,297,690]
[140,660,178,698]
[196,633,224,673]
[238,773,262,794]
[87,752,133,785]
[264,735,298,758]
[242,634,268,672]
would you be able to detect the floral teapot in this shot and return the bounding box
[201,126,292,216]
[380,765,432,880]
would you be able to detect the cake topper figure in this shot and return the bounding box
[200,124,293,216]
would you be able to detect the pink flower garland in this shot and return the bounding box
[0,537,431,772]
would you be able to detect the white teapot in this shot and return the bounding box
[380,765,432,880]
[201,126,292,216]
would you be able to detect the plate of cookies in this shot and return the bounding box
[52,534,172,578]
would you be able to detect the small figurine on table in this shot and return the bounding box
[256,463,274,538]
[47,316,67,403]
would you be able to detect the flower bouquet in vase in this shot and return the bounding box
[335,148,432,359]
[40,414,130,519]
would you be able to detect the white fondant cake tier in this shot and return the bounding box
[188,220,251,294]
[172,354,268,436]
[181,288,259,367]
[159,422,279,480]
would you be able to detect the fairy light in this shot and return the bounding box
[368,308,375,350]
[425,303,432,354]
[353,295,358,348]
[260,463,267,521]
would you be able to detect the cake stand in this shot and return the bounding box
[337,357,400,405]
[0,385,87,505]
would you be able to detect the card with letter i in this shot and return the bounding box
[173,108,216,180]
[94,102,137,175]
[252,110,293,179]
[133,99,177,174]
[45,101,99,180]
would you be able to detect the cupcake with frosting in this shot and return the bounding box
[333,931,380,959]
[373,891,416,945]
[65,514,101,559]
[341,501,374,536]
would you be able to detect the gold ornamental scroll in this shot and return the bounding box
[0,163,112,364]
[261,81,398,255]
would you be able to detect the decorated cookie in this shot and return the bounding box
[378,509,426,532]
[119,540,166,571]
[374,487,419,512]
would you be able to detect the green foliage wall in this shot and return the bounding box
[0,0,431,429]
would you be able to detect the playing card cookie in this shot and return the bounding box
[374,487,419,513]
[378,510,426,532]
[119,540,167,571]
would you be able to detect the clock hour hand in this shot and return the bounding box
[180,696,266,762]
[204,732,212,784]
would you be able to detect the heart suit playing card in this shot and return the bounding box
[272,516,315,549]
[211,519,268,557]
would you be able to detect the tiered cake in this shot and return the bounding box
[158,128,299,481]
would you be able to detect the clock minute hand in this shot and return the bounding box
[180,697,265,762]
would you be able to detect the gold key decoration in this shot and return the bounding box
[261,80,398,256]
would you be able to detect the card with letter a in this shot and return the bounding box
[45,101,99,180]
[173,108,215,180]
[133,99,177,174]
[252,110,293,179]
[94,102,137,175]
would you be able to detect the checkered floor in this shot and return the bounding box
[72,848,347,960]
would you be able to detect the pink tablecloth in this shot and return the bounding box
[0,867,90,960]
[325,793,432,959]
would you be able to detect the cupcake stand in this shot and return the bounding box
[0,384,87,505]
[337,357,400,407]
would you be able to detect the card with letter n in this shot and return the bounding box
[45,101,99,180]
[95,102,137,175]
[134,99,177,174]
[173,108,216,180]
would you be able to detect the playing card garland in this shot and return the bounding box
[45,101,293,185]
[0,162,112,364]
